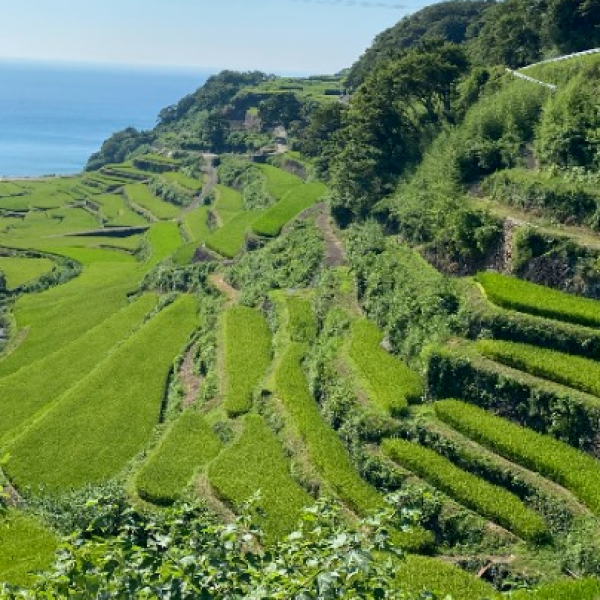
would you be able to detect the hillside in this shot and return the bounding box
[3,4,600,598]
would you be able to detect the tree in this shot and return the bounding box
[545,0,600,53]
[469,0,546,68]
[330,44,468,222]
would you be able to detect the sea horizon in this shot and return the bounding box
[0,60,214,178]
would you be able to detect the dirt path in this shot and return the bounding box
[179,345,202,408]
[316,207,347,268]
[470,196,600,252]
[209,273,240,304]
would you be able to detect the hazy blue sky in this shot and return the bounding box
[1,0,429,74]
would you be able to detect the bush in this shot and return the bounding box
[482,168,598,226]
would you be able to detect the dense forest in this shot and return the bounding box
[3,0,600,597]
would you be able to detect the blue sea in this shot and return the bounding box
[0,61,212,177]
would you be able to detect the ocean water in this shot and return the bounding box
[0,61,211,177]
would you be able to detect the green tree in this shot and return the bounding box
[331,44,467,222]
[545,0,600,53]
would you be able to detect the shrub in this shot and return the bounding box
[482,168,598,226]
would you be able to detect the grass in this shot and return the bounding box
[382,438,549,543]
[435,400,600,516]
[222,306,272,417]
[95,193,147,227]
[0,256,55,290]
[6,295,198,492]
[205,210,262,258]
[0,263,141,378]
[476,272,600,328]
[136,411,222,505]
[346,319,422,416]
[183,205,211,243]
[255,164,303,200]
[511,577,600,599]
[275,342,383,515]
[146,222,184,265]
[251,182,326,237]
[161,171,204,192]
[124,183,179,220]
[397,555,498,600]
[0,294,157,441]
[476,339,600,397]
[0,510,58,586]
[285,295,317,343]
[208,413,312,540]
[212,185,244,224]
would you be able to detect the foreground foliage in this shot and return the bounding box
[1,497,436,599]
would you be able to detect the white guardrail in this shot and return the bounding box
[506,47,600,91]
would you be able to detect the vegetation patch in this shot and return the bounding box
[0,263,140,378]
[0,256,55,291]
[477,339,600,398]
[208,413,312,539]
[383,438,549,543]
[222,306,271,417]
[275,342,383,515]
[285,295,317,343]
[0,510,57,586]
[255,164,303,200]
[6,295,198,492]
[136,411,222,505]
[435,400,600,516]
[183,205,211,243]
[205,210,262,258]
[146,222,183,265]
[0,293,156,440]
[347,319,422,416]
[212,185,244,224]
[251,181,326,237]
[124,183,179,220]
[476,272,600,328]
[397,555,497,600]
